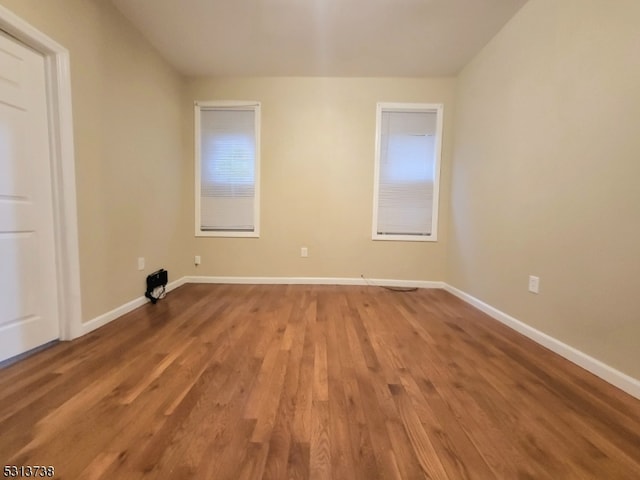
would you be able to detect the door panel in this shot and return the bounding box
[0,31,59,362]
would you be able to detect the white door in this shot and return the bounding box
[0,31,59,362]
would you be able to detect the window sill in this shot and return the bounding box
[372,234,437,242]
[196,230,260,238]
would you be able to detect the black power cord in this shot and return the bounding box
[145,285,166,304]
[360,274,418,292]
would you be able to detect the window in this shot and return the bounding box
[372,103,443,241]
[195,101,260,237]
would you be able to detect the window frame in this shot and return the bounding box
[194,100,261,238]
[372,102,444,242]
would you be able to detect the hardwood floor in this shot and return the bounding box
[1,284,639,479]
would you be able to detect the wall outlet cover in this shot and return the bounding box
[528,275,540,294]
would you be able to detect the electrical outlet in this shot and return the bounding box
[300,247,308,258]
[137,257,145,271]
[195,255,201,265]
[528,275,540,294]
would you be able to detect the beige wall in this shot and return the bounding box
[0,0,190,321]
[5,0,637,384]
[449,0,640,378]
[186,77,455,280]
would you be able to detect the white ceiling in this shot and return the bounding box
[110,0,529,77]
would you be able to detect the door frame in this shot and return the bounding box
[0,5,81,340]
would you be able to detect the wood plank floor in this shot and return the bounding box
[1,284,639,479]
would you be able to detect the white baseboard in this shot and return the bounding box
[444,283,640,400]
[78,275,639,400]
[77,277,187,337]
[77,276,440,338]
[184,275,444,289]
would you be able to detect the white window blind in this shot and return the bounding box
[196,103,260,236]
[373,104,443,241]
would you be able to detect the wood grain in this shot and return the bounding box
[1,283,639,479]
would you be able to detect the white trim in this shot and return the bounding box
[77,273,640,400]
[78,278,187,337]
[372,102,443,242]
[184,276,443,288]
[0,5,82,341]
[194,104,202,236]
[444,284,640,400]
[195,100,260,108]
[77,276,439,336]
